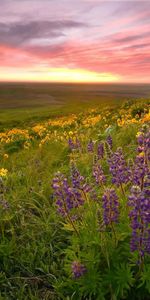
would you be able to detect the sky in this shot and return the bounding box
[0,0,150,83]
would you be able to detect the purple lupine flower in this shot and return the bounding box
[70,163,91,193]
[131,127,150,188]
[146,133,149,160]
[128,185,150,258]
[68,138,74,150]
[137,133,144,146]
[132,154,148,188]
[68,138,81,151]
[76,138,81,150]
[71,261,87,279]
[102,188,119,226]
[97,142,104,159]
[136,127,150,164]
[145,229,150,254]
[106,135,113,149]
[87,139,94,153]
[52,172,84,216]
[137,146,145,154]
[108,148,130,187]
[70,163,98,201]
[93,162,106,186]
[144,172,150,188]
[144,129,150,163]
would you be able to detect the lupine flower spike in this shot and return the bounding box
[71,261,87,279]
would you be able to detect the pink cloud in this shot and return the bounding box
[0,0,150,82]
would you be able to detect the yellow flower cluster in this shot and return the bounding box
[0,100,149,152]
[142,111,150,123]
[24,141,31,149]
[136,131,143,138]
[138,152,145,157]
[0,128,31,144]
[117,117,139,127]
[31,115,78,146]
[39,134,51,147]
[0,168,8,177]
[82,115,101,127]
[32,124,47,137]
[47,115,77,127]
[117,105,150,127]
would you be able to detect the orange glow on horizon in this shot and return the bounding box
[0,67,120,83]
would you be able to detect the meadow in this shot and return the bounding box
[0,83,150,299]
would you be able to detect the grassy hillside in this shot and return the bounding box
[0,93,150,299]
[0,83,150,129]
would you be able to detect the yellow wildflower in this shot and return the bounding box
[136,132,143,138]
[138,152,145,157]
[142,112,150,123]
[0,168,8,177]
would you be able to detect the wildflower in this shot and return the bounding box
[108,148,130,187]
[138,152,145,157]
[82,115,101,127]
[69,131,73,136]
[0,128,31,146]
[3,154,9,159]
[48,115,77,127]
[102,188,119,226]
[104,140,112,158]
[0,168,8,178]
[24,141,30,149]
[106,135,113,149]
[68,138,75,150]
[93,162,106,186]
[142,111,150,123]
[71,261,87,279]
[68,138,81,151]
[87,139,94,153]
[137,127,150,163]
[70,163,91,193]
[132,127,150,187]
[128,185,150,259]
[52,172,84,217]
[132,155,147,188]
[70,163,97,201]
[32,124,47,137]
[97,142,104,159]
[136,131,143,138]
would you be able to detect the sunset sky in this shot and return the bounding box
[0,0,150,83]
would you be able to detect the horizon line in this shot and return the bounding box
[0,80,150,85]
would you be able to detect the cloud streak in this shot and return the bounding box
[0,20,86,46]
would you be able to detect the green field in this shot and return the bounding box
[0,83,150,129]
[0,83,150,299]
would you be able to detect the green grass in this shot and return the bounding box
[0,88,149,299]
